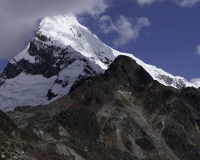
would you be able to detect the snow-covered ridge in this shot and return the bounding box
[37,14,116,69]
[0,14,199,111]
[37,14,198,88]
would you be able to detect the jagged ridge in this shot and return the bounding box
[0,14,199,111]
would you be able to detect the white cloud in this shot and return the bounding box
[173,0,200,7]
[99,15,117,34]
[136,0,200,7]
[136,0,162,6]
[195,45,200,56]
[99,15,151,47]
[0,0,109,60]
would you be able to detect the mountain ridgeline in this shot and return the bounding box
[0,14,200,159]
[0,14,199,111]
[0,55,199,160]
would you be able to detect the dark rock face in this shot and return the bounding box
[105,55,153,91]
[135,138,155,152]
[85,81,108,104]
[0,110,17,136]
[54,107,102,142]
[5,55,200,160]
[0,110,42,159]
[2,37,69,80]
[162,122,199,160]
[47,89,58,100]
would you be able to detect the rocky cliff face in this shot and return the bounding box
[0,14,199,112]
[3,55,200,160]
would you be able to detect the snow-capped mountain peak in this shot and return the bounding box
[0,14,199,111]
[38,14,115,69]
[37,14,198,88]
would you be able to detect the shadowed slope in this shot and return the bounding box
[5,55,200,160]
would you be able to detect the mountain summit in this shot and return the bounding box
[0,14,199,111]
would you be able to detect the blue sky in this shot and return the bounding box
[0,0,200,81]
[80,0,200,81]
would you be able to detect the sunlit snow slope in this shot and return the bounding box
[0,14,199,111]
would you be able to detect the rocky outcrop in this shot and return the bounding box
[4,55,200,159]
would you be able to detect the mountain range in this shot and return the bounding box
[0,55,200,159]
[0,14,200,160]
[0,14,199,112]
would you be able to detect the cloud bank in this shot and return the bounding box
[0,0,108,60]
[99,15,151,47]
[136,0,200,7]
[174,0,200,7]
